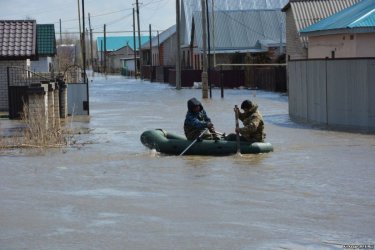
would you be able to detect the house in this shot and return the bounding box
[139,25,176,82]
[141,25,177,67]
[281,0,360,60]
[180,0,288,47]
[96,36,149,73]
[30,24,56,73]
[0,20,37,111]
[107,43,135,73]
[299,0,375,58]
[286,0,375,131]
[189,9,286,69]
[175,0,289,89]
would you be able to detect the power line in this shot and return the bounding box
[60,30,163,34]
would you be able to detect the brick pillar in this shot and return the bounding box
[59,84,67,118]
[27,86,47,130]
[44,82,55,129]
[53,83,60,128]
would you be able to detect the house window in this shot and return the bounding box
[350,35,354,40]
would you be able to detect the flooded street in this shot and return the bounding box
[1,74,374,249]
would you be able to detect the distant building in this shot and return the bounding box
[300,0,375,59]
[108,43,135,73]
[188,9,286,69]
[180,0,288,46]
[141,25,177,67]
[96,36,149,73]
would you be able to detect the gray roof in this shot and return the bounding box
[0,20,37,59]
[181,0,288,45]
[142,25,176,49]
[300,0,375,36]
[193,9,285,53]
[281,0,360,46]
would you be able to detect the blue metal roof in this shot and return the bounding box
[96,36,149,51]
[300,0,375,34]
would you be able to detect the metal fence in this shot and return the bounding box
[288,58,375,131]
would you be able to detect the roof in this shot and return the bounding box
[96,36,149,52]
[193,9,285,53]
[300,0,375,35]
[281,0,360,46]
[181,0,288,45]
[36,24,56,56]
[0,20,37,59]
[141,25,176,49]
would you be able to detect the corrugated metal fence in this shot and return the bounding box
[288,58,375,131]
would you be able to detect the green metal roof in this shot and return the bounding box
[300,0,375,35]
[36,24,56,56]
[96,36,149,51]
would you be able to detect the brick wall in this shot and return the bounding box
[285,8,307,60]
[54,88,60,128]
[0,60,27,111]
[28,90,48,130]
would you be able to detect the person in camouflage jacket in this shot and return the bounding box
[184,98,219,140]
[237,100,265,142]
[227,100,265,142]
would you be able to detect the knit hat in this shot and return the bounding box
[241,100,254,110]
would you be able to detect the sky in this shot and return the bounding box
[0,0,176,39]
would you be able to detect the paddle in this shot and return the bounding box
[179,128,209,156]
[234,105,241,154]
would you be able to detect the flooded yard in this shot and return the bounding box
[0,74,374,249]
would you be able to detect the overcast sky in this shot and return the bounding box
[0,0,176,38]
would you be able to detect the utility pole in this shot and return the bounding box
[133,8,137,78]
[279,22,283,55]
[81,0,89,115]
[200,0,208,98]
[206,0,212,98]
[212,0,216,67]
[77,0,82,65]
[149,24,152,66]
[88,13,94,71]
[59,19,62,45]
[100,40,103,69]
[104,24,107,74]
[176,0,181,89]
[136,0,142,78]
[157,30,160,65]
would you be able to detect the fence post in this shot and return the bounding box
[7,67,10,116]
[220,65,224,98]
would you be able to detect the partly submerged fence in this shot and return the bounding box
[7,67,68,120]
[141,64,286,91]
[288,58,375,132]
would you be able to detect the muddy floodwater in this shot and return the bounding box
[1,74,374,250]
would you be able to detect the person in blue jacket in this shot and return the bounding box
[184,97,219,140]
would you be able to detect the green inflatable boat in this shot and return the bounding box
[140,129,273,156]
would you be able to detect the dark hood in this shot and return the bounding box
[187,98,203,112]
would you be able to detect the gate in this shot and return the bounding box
[63,65,89,116]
